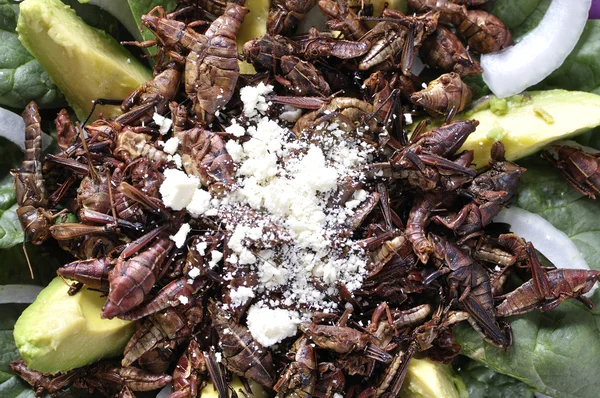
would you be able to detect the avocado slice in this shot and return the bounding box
[431,90,600,167]
[399,357,468,398]
[13,277,135,374]
[237,0,270,75]
[16,0,152,120]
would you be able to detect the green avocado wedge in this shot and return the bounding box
[13,277,135,374]
[16,0,152,120]
[399,358,468,398]
[415,90,600,168]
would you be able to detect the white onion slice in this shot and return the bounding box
[481,0,592,98]
[0,107,51,152]
[0,284,43,304]
[494,206,595,295]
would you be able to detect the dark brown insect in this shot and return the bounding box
[410,72,473,119]
[9,360,172,397]
[57,257,114,293]
[273,337,318,397]
[295,28,371,60]
[170,339,208,398]
[121,65,182,124]
[11,102,56,246]
[277,55,332,97]
[319,0,368,40]
[243,34,299,72]
[456,9,512,54]
[102,233,174,319]
[434,142,525,237]
[428,233,511,348]
[496,243,600,317]
[268,0,318,35]
[140,3,248,123]
[54,108,78,151]
[542,145,600,199]
[420,26,483,76]
[208,301,276,388]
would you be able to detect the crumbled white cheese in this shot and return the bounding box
[162,137,180,155]
[345,189,368,211]
[170,223,191,248]
[404,113,413,125]
[279,105,303,122]
[188,267,201,279]
[159,169,199,210]
[209,250,223,268]
[215,352,222,363]
[178,295,189,305]
[225,140,245,163]
[228,225,257,265]
[187,188,212,217]
[168,154,183,168]
[158,86,374,313]
[258,260,287,288]
[229,286,255,308]
[152,112,173,135]
[246,305,299,347]
[239,82,273,118]
[195,242,207,256]
[225,120,246,138]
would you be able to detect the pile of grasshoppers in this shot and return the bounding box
[9,0,600,397]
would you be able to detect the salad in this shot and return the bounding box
[1,0,600,397]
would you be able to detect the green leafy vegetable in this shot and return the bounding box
[490,0,551,41]
[456,359,534,398]
[454,157,600,398]
[0,0,65,109]
[533,21,600,94]
[487,0,547,34]
[0,175,21,250]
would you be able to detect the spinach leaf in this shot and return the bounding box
[127,0,178,48]
[487,0,546,34]
[0,175,21,250]
[0,0,65,109]
[454,158,600,398]
[0,204,22,250]
[0,243,66,287]
[456,359,534,398]
[533,21,600,94]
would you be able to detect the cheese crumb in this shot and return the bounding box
[178,295,189,305]
[195,242,207,256]
[225,120,246,137]
[152,112,173,135]
[209,250,223,268]
[170,223,191,248]
[279,105,303,122]
[162,137,180,155]
[188,267,201,279]
[246,305,299,347]
[187,189,212,217]
[160,169,199,210]
[240,82,273,118]
[230,286,255,307]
